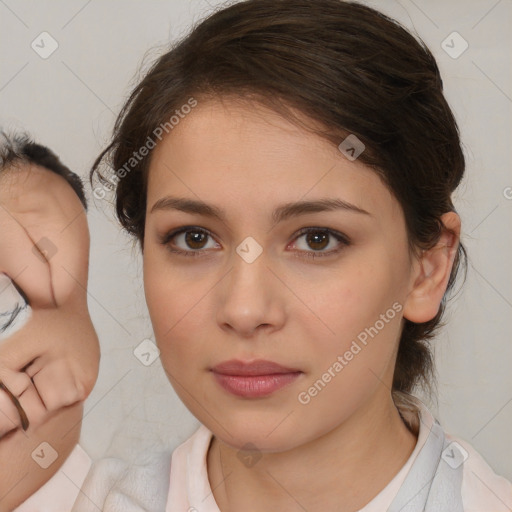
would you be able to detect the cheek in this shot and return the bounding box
[311,260,401,343]
[293,270,404,431]
[143,254,209,369]
[297,253,405,403]
[143,248,181,331]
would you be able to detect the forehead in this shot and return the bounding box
[0,162,86,241]
[1,162,71,203]
[146,99,400,222]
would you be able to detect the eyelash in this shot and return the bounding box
[159,226,351,260]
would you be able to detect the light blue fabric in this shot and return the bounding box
[388,418,464,512]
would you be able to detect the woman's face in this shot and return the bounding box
[143,98,418,452]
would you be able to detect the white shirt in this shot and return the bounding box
[73,400,512,511]
[14,444,91,512]
[166,400,512,511]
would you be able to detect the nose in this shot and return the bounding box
[216,247,285,338]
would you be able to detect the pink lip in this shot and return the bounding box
[211,359,303,398]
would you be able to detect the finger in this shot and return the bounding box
[30,197,90,309]
[0,309,49,374]
[0,208,54,309]
[16,379,48,431]
[0,371,33,437]
[25,358,81,410]
[0,384,23,438]
[1,368,49,431]
[0,380,28,430]
[0,306,99,402]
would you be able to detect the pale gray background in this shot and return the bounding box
[1,0,511,480]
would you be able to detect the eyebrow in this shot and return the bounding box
[150,195,371,224]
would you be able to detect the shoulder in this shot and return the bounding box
[71,449,172,512]
[71,425,210,512]
[445,434,512,511]
[397,394,512,511]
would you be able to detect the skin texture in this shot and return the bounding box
[0,163,99,509]
[0,403,83,512]
[143,99,460,511]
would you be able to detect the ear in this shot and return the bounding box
[403,212,461,323]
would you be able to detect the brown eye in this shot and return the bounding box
[291,228,350,259]
[159,226,219,257]
[184,230,208,249]
[304,231,329,251]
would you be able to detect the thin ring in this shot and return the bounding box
[0,379,29,431]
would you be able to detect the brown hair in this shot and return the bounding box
[90,0,467,400]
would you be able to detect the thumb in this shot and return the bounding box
[0,208,55,309]
[0,309,52,373]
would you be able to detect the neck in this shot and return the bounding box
[207,392,418,512]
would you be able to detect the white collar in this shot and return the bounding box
[166,398,437,511]
[14,444,92,512]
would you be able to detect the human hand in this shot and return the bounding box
[0,162,100,438]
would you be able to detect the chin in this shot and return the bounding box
[203,407,306,453]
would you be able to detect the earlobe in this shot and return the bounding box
[403,212,461,323]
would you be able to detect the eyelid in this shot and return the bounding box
[293,226,351,245]
[158,225,219,249]
[160,225,350,258]
[288,227,350,259]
